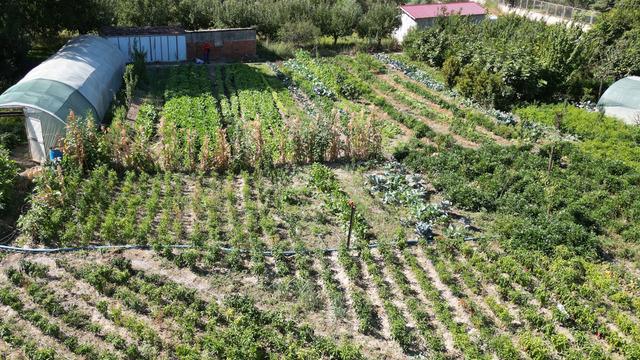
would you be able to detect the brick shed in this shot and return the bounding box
[186,28,256,61]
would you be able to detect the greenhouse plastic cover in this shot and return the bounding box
[598,76,640,125]
[0,35,126,121]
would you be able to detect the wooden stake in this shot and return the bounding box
[347,200,355,250]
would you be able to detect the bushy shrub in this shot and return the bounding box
[403,15,591,108]
[0,117,26,150]
[400,140,639,256]
[278,20,321,45]
[124,64,138,106]
[0,146,18,212]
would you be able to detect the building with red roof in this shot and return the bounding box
[393,2,488,43]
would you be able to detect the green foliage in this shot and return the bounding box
[515,104,640,170]
[587,0,640,80]
[0,0,112,89]
[0,117,26,149]
[456,64,508,109]
[278,20,321,45]
[60,112,106,173]
[309,163,371,247]
[159,65,226,173]
[357,1,401,47]
[403,15,592,108]
[320,0,363,45]
[124,64,138,106]
[401,141,640,255]
[0,146,18,212]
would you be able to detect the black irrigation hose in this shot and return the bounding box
[0,237,479,256]
[0,240,425,256]
[0,228,17,245]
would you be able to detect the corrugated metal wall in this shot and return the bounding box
[106,35,187,63]
[104,28,255,63]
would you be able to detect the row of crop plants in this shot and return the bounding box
[357,159,624,359]
[281,51,437,142]
[442,239,613,359]
[387,120,640,358]
[218,63,384,170]
[1,257,365,359]
[515,103,640,177]
[377,53,519,133]
[18,165,244,248]
[158,65,227,173]
[338,54,496,147]
[309,163,441,354]
[359,162,528,358]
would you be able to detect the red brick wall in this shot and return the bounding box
[187,40,256,61]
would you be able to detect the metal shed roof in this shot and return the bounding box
[400,2,487,19]
[101,26,186,37]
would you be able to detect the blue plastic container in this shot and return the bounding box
[49,148,63,162]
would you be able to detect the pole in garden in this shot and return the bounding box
[347,200,356,250]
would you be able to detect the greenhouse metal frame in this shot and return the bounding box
[0,35,126,162]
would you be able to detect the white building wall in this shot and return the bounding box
[393,13,418,43]
[394,13,487,43]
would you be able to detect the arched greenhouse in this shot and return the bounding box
[0,35,126,162]
[597,76,640,125]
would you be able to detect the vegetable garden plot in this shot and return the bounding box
[4,54,640,360]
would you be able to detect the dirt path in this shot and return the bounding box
[328,254,358,331]
[181,176,197,237]
[441,257,529,358]
[369,249,425,348]
[311,257,404,359]
[356,253,393,340]
[332,167,405,241]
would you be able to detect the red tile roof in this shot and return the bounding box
[400,2,487,19]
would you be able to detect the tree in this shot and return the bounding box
[220,0,256,28]
[587,0,640,82]
[357,1,400,47]
[176,0,223,30]
[114,0,178,26]
[0,0,113,91]
[327,0,362,45]
[278,20,321,45]
[0,0,29,91]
